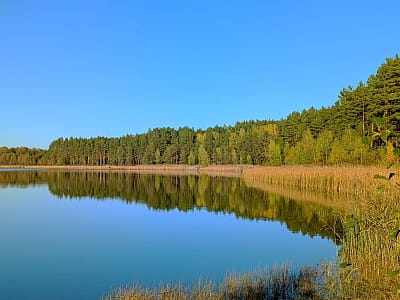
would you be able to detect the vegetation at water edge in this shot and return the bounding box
[105,265,340,300]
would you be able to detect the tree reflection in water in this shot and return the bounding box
[0,170,343,243]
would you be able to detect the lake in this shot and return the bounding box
[0,170,340,299]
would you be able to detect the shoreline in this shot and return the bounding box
[0,164,253,177]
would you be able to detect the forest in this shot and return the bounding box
[1,55,399,166]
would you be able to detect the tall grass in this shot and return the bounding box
[339,188,400,299]
[243,179,349,210]
[105,265,339,300]
[244,166,400,299]
[199,165,254,178]
[243,166,400,202]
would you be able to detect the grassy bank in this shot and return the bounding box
[244,166,400,299]
[105,265,340,300]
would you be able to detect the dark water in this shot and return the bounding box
[0,170,340,300]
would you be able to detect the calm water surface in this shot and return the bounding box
[0,170,340,300]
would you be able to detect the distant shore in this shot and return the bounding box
[0,164,254,177]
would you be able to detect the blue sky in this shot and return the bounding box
[1,0,399,149]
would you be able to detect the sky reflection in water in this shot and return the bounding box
[0,171,339,300]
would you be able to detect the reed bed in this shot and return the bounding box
[244,180,349,210]
[339,190,400,299]
[243,166,400,202]
[244,166,400,299]
[105,265,339,300]
[199,165,255,178]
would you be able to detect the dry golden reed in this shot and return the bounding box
[104,265,334,300]
[244,166,400,299]
[243,166,400,201]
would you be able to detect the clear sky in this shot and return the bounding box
[1,0,399,149]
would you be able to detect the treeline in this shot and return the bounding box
[0,147,46,166]
[2,55,400,166]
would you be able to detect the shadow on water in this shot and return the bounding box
[0,170,343,243]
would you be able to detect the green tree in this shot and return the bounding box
[367,55,400,140]
[315,130,334,165]
[154,148,161,164]
[329,129,371,165]
[198,145,209,166]
[163,144,179,164]
[265,139,282,166]
[188,150,196,165]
